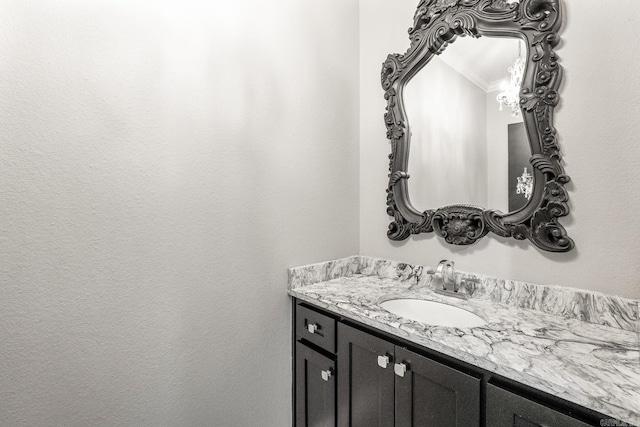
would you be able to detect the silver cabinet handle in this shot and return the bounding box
[321,369,332,382]
[307,323,318,334]
[377,355,390,369]
[394,363,407,377]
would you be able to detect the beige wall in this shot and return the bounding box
[359,0,640,299]
[0,0,359,425]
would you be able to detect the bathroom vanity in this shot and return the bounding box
[289,257,640,426]
[292,1,640,425]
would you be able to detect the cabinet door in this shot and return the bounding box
[337,323,395,427]
[296,342,336,427]
[486,384,591,427]
[394,347,480,427]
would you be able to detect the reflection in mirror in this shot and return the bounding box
[405,36,531,214]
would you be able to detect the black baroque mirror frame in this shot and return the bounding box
[381,0,574,252]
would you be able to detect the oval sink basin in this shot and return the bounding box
[380,298,486,328]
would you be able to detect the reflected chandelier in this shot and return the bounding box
[516,167,533,200]
[496,42,525,116]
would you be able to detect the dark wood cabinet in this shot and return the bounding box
[337,323,395,427]
[296,342,336,427]
[293,299,613,427]
[294,302,339,427]
[394,346,480,427]
[486,383,591,427]
[337,323,480,427]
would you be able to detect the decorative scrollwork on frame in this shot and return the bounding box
[432,205,488,245]
[381,0,574,252]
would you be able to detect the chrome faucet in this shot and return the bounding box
[435,260,456,290]
[433,260,466,299]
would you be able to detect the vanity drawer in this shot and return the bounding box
[296,304,336,353]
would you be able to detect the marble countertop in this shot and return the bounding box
[288,256,640,426]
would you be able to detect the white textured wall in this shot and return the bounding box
[360,0,640,299]
[0,1,359,425]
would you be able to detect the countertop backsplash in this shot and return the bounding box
[289,256,639,333]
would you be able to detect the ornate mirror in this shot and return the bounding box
[381,0,574,252]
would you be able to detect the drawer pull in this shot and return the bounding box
[377,355,390,369]
[321,369,333,382]
[394,362,407,377]
[307,323,318,334]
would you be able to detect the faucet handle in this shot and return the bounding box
[436,260,454,274]
[459,276,481,290]
[435,260,455,290]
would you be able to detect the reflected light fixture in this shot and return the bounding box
[496,41,525,116]
[516,167,533,200]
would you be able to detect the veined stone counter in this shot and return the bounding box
[288,256,640,426]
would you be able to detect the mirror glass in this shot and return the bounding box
[405,35,532,214]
